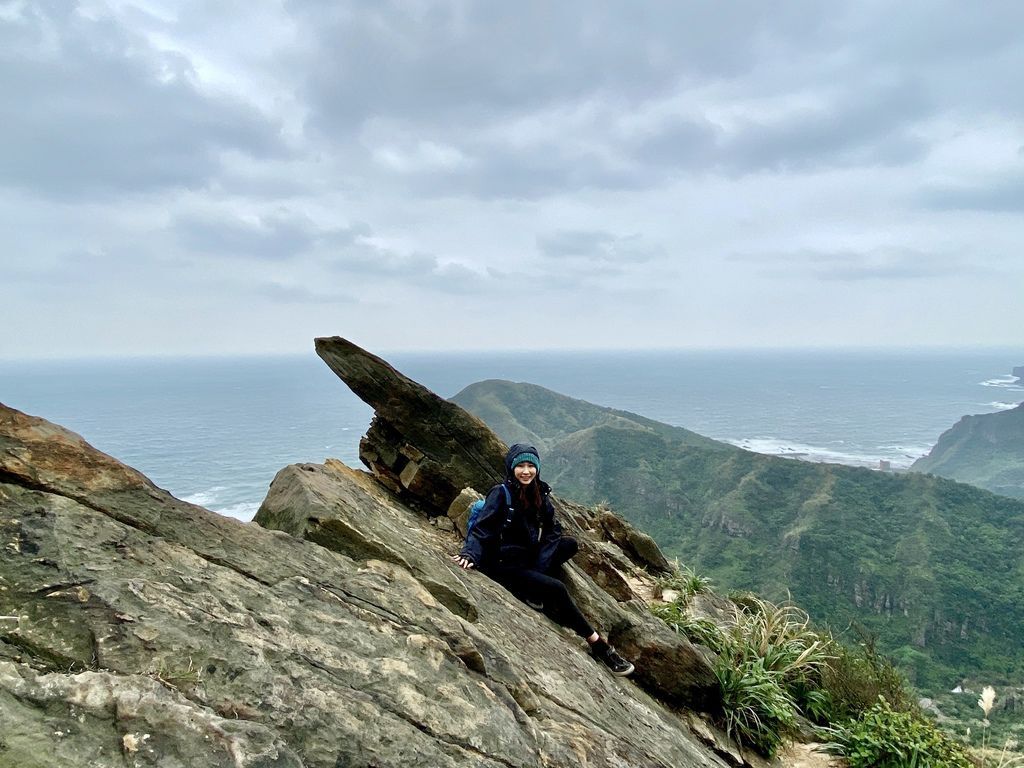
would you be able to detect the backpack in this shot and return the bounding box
[465,483,514,538]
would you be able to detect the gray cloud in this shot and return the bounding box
[0,3,284,199]
[922,175,1024,213]
[538,230,663,263]
[172,210,366,260]
[721,81,932,172]
[731,248,973,282]
[295,2,823,135]
[4,1,1024,356]
[254,282,354,304]
[325,240,489,294]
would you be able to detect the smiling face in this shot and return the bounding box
[513,461,537,485]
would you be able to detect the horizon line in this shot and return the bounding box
[3,343,1024,365]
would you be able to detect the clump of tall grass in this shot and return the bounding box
[653,586,834,756]
[655,562,713,602]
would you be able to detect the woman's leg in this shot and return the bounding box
[537,536,579,574]
[487,565,594,638]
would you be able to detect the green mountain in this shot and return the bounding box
[452,380,1024,691]
[911,401,1024,500]
[455,379,727,454]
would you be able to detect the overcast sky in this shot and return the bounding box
[2,1,1023,358]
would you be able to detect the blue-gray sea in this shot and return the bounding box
[2,349,1022,520]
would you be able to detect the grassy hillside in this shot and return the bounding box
[453,380,1024,691]
[911,402,1024,499]
[456,379,726,454]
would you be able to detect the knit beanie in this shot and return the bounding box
[508,451,540,472]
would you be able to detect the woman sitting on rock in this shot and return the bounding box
[452,443,635,677]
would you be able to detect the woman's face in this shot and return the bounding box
[513,462,537,485]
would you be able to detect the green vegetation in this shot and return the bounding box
[452,380,1024,697]
[823,697,973,768]
[656,562,713,599]
[652,565,981,762]
[653,567,831,755]
[912,403,1024,500]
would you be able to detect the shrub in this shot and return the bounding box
[823,696,974,768]
[822,627,912,721]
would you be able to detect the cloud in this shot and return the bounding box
[172,209,366,260]
[537,230,664,263]
[0,3,284,199]
[295,1,800,136]
[720,81,932,172]
[921,174,1024,212]
[731,248,973,282]
[326,239,489,294]
[253,282,354,304]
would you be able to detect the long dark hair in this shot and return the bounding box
[510,477,543,513]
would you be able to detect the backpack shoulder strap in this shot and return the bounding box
[500,483,515,527]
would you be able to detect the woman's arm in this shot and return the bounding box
[457,485,507,568]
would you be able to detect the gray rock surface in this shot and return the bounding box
[0,343,734,768]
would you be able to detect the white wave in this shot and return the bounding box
[989,401,1021,411]
[728,436,929,470]
[182,489,219,507]
[215,502,261,521]
[980,375,1024,391]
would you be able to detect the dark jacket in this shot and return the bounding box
[460,444,564,571]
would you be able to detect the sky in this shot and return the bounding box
[1,0,1023,358]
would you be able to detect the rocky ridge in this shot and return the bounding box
[0,337,767,768]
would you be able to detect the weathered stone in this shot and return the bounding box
[447,487,482,537]
[0,662,303,768]
[597,510,672,574]
[255,460,477,622]
[0,402,731,768]
[316,336,509,513]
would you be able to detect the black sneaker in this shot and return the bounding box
[525,599,544,610]
[593,643,635,677]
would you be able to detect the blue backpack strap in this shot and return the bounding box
[501,483,514,527]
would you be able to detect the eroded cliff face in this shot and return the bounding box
[0,339,749,768]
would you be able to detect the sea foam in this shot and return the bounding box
[727,437,930,470]
[216,501,261,521]
[980,375,1024,391]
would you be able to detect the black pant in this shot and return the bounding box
[484,537,594,638]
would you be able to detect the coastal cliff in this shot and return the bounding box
[0,338,765,768]
[911,401,1024,499]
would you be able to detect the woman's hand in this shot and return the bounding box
[450,554,475,570]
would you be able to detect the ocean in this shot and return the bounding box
[2,348,1022,520]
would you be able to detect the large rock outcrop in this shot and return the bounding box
[0,340,735,768]
[308,337,715,703]
[314,336,509,512]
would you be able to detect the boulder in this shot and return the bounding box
[596,510,673,574]
[315,336,508,513]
